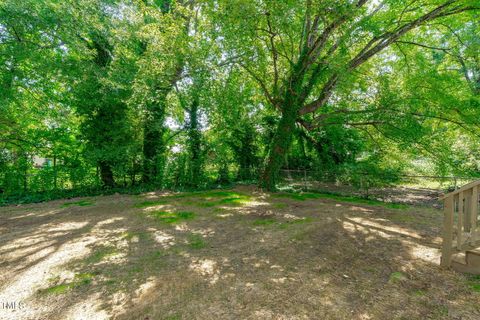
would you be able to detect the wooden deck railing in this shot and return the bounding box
[440,180,480,267]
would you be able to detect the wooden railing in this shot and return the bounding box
[440,180,480,268]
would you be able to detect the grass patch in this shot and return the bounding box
[193,193,252,207]
[271,191,408,209]
[136,190,252,208]
[150,210,195,224]
[389,271,407,283]
[84,246,119,264]
[61,199,94,208]
[188,234,207,249]
[40,273,95,295]
[252,218,277,226]
[412,289,427,297]
[467,274,480,293]
[41,283,72,294]
[272,202,287,209]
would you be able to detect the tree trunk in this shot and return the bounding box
[187,96,202,188]
[260,103,298,191]
[99,161,114,188]
[142,94,168,185]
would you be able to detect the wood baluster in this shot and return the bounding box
[465,190,472,232]
[441,195,455,267]
[471,186,478,245]
[458,191,464,249]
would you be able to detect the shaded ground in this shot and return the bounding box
[1,186,479,319]
[282,180,443,208]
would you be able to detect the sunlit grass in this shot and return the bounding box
[389,271,407,283]
[40,273,95,295]
[84,246,119,264]
[150,210,195,224]
[135,190,252,209]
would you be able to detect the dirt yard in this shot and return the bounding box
[1,186,479,320]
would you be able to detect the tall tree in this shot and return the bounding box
[215,0,479,190]
[135,0,194,185]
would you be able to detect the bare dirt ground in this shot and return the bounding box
[1,186,479,320]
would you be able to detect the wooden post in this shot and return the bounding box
[458,191,464,249]
[471,186,478,245]
[465,190,472,232]
[441,195,455,268]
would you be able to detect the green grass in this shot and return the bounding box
[84,246,119,264]
[271,191,408,209]
[252,218,277,226]
[467,274,480,293]
[135,190,251,208]
[42,283,72,294]
[412,289,427,297]
[389,271,407,283]
[61,199,94,208]
[40,273,95,295]
[149,210,195,224]
[188,234,207,249]
[190,192,252,208]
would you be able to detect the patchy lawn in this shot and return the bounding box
[0,186,479,319]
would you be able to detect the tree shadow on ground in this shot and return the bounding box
[0,188,478,320]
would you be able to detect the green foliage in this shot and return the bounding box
[0,0,479,201]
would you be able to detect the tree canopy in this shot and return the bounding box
[0,0,479,198]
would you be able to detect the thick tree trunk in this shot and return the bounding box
[260,103,298,191]
[142,124,166,185]
[99,161,114,188]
